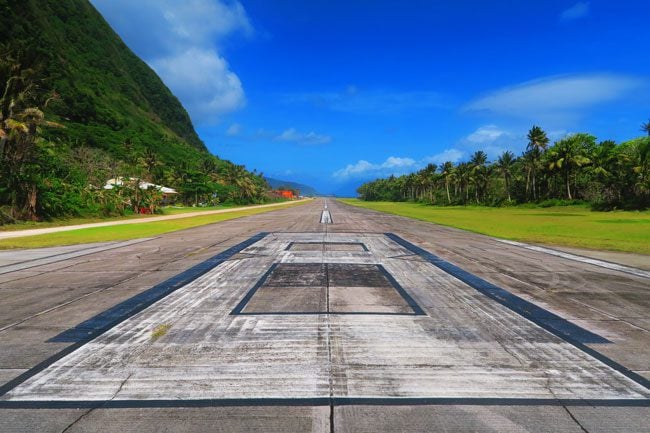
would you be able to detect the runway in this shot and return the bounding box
[0,199,648,432]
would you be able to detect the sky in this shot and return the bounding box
[90,0,650,195]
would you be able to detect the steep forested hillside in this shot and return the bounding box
[0,0,270,221]
[0,0,206,159]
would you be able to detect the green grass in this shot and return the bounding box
[340,199,650,255]
[0,201,307,249]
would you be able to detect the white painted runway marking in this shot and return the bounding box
[3,233,650,402]
[496,239,650,279]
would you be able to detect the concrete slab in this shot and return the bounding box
[335,405,586,433]
[3,233,648,402]
[0,369,27,385]
[0,198,648,432]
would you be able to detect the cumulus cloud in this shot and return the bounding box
[464,74,643,121]
[90,0,250,124]
[333,156,417,180]
[423,149,465,164]
[559,2,590,21]
[274,128,332,145]
[465,125,508,144]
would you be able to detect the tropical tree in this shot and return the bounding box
[526,125,550,200]
[547,134,593,200]
[496,151,516,201]
[470,150,488,203]
[641,119,650,137]
[440,161,454,203]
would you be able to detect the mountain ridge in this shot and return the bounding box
[265,177,320,196]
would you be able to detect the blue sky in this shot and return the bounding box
[91,0,650,195]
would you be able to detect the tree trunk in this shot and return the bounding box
[26,184,38,221]
[565,169,572,200]
[445,180,451,204]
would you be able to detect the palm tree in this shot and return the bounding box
[632,139,650,195]
[547,134,591,200]
[641,119,650,137]
[496,151,516,201]
[455,162,471,203]
[440,161,454,204]
[470,151,488,203]
[526,125,549,200]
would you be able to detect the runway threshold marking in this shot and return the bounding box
[1,232,649,407]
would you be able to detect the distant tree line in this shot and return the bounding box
[357,125,650,210]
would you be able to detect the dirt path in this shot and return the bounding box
[0,200,310,240]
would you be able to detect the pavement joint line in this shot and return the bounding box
[384,232,650,393]
[496,239,650,279]
[0,232,270,398]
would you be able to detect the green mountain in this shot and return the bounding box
[265,177,320,197]
[0,0,270,220]
[0,0,204,161]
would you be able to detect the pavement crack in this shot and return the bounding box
[60,408,94,433]
[110,372,133,400]
[543,374,590,433]
[563,406,590,433]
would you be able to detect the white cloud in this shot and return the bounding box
[90,0,250,124]
[226,123,242,136]
[274,128,332,145]
[332,156,417,180]
[151,48,245,119]
[465,125,508,144]
[560,2,590,21]
[423,149,465,164]
[464,74,643,121]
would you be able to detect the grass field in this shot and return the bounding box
[0,201,307,250]
[340,199,650,255]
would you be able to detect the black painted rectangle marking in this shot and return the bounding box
[231,262,425,316]
[285,241,369,252]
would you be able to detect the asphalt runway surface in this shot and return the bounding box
[0,198,648,432]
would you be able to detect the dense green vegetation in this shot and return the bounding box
[341,199,650,254]
[357,125,650,211]
[0,0,272,223]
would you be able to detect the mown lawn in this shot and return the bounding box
[0,201,308,249]
[339,199,650,255]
